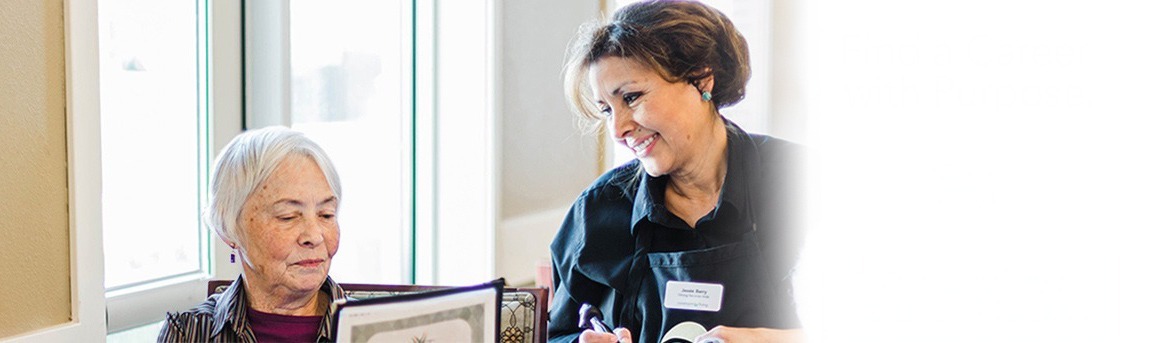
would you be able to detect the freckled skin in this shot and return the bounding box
[233,154,339,315]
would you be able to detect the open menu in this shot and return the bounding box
[332,279,504,343]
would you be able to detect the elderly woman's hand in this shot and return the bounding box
[579,327,633,343]
[692,326,804,343]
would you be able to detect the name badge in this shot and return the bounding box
[663,280,723,312]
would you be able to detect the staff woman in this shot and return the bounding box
[159,127,345,342]
[550,1,804,342]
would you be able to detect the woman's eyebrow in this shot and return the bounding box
[609,80,635,96]
[271,199,304,207]
[596,81,636,104]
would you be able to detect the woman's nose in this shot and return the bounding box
[609,107,635,140]
[299,219,326,247]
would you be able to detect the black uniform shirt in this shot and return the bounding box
[636,141,755,253]
[548,120,802,343]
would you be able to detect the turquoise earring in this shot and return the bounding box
[701,91,712,102]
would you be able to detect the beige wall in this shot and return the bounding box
[499,0,601,220]
[0,0,72,338]
[495,0,602,284]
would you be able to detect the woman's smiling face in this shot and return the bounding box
[589,56,715,177]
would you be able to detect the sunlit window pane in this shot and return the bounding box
[100,0,202,290]
[288,0,411,284]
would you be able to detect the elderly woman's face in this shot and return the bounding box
[589,56,713,177]
[238,154,339,295]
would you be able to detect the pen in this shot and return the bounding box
[578,302,614,333]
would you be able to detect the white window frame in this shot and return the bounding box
[101,0,245,333]
[424,0,501,286]
[76,0,504,335]
[239,0,501,286]
[241,0,418,284]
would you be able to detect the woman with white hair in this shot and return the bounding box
[158,126,344,342]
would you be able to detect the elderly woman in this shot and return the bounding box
[158,126,344,342]
[551,1,804,342]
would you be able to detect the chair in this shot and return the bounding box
[207,280,549,343]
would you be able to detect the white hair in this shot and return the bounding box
[204,126,342,246]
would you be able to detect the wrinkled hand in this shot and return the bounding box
[578,327,633,343]
[692,326,804,343]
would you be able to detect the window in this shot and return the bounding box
[101,0,498,335]
[100,0,207,291]
[100,0,212,333]
[245,0,498,286]
[288,1,413,284]
[245,0,414,285]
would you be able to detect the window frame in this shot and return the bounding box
[241,0,419,285]
[418,0,500,285]
[239,0,501,286]
[100,0,505,333]
[102,0,244,333]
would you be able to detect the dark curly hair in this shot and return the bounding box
[563,0,751,131]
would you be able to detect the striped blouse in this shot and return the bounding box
[157,275,346,343]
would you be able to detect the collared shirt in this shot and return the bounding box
[547,120,803,343]
[633,126,757,253]
[157,275,346,343]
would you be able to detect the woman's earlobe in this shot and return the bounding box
[694,72,716,101]
[228,243,238,263]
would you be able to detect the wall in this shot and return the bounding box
[496,0,602,284]
[500,0,601,218]
[0,0,72,338]
[769,0,804,143]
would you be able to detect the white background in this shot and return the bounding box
[794,1,1170,342]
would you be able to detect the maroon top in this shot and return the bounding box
[246,307,323,343]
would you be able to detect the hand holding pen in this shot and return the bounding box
[578,303,632,343]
